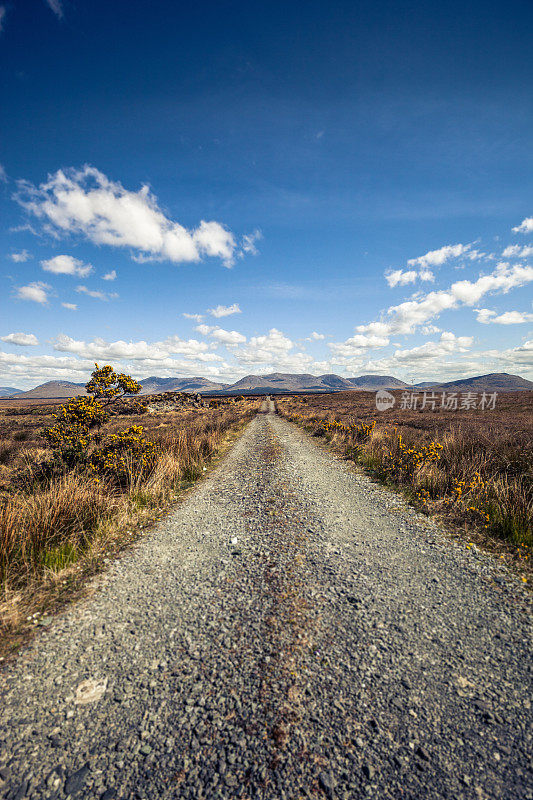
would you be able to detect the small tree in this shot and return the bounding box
[44,364,143,468]
[85,363,141,405]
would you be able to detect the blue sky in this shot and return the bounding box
[1,0,532,388]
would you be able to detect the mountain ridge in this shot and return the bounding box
[4,371,531,399]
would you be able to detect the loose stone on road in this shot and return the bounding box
[0,401,531,799]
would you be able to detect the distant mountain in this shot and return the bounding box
[14,380,88,399]
[7,371,533,399]
[415,372,533,392]
[225,373,356,393]
[0,387,23,397]
[348,374,408,390]
[139,376,229,394]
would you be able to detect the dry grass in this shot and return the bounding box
[0,398,258,655]
[277,391,532,578]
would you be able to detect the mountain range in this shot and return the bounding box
[1,372,531,399]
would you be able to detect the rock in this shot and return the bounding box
[74,678,108,705]
[362,763,375,780]
[65,763,90,796]
[319,771,336,796]
[416,745,430,761]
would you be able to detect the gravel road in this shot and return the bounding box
[1,402,531,800]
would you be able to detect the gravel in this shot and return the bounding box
[0,401,531,799]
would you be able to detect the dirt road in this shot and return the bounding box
[1,403,531,799]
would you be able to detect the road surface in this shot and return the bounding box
[1,402,531,799]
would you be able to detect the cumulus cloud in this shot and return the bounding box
[41,255,93,277]
[475,308,533,325]
[10,249,32,263]
[329,332,390,358]
[385,243,483,288]
[421,324,441,335]
[207,303,241,318]
[485,340,533,370]
[385,244,485,288]
[385,269,420,288]
[512,217,533,234]
[17,166,239,267]
[501,245,533,258]
[358,262,533,338]
[76,285,118,301]
[183,312,204,322]
[52,334,212,362]
[15,281,51,304]
[195,325,246,345]
[1,332,39,346]
[102,270,117,281]
[61,302,77,311]
[232,328,307,368]
[308,331,325,341]
[393,332,473,364]
[407,243,475,269]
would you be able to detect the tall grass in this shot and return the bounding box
[280,402,532,549]
[0,407,254,595]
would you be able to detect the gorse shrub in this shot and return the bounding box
[85,364,141,405]
[280,401,532,549]
[43,363,144,469]
[88,425,157,486]
[382,432,443,483]
[44,396,109,467]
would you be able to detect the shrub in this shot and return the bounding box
[88,425,156,487]
[43,364,144,469]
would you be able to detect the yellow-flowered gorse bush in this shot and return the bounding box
[43,364,151,478]
[382,432,443,482]
[88,425,156,487]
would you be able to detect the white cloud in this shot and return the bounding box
[76,285,118,301]
[41,255,93,277]
[207,303,241,318]
[486,340,533,370]
[9,249,32,263]
[15,281,51,304]
[241,229,262,256]
[407,243,471,269]
[475,308,533,325]
[421,324,441,335]
[385,269,419,288]
[52,334,212,362]
[358,262,533,338]
[183,312,204,322]
[102,270,117,281]
[501,245,533,258]
[212,329,246,345]
[61,302,77,311]
[233,328,303,367]
[1,332,39,346]
[45,0,63,19]
[393,332,473,364]
[385,243,479,288]
[17,166,239,268]
[329,332,390,358]
[512,217,533,234]
[195,325,246,345]
[308,331,325,340]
